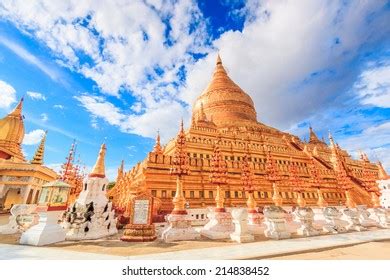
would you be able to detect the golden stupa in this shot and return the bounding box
[0,99,57,211]
[109,55,385,216]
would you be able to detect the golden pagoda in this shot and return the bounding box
[0,99,57,210]
[111,55,385,215]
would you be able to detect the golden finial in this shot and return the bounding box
[216,53,222,65]
[31,130,47,165]
[89,143,106,178]
[9,97,24,118]
[198,102,207,121]
[117,159,124,180]
[153,130,163,154]
[328,130,336,147]
[309,126,321,144]
[180,118,184,132]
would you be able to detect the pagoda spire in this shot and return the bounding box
[377,162,390,179]
[152,130,163,154]
[9,97,24,117]
[198,102,207,122]
[359,151,369,162]
[309,127,321,144]
[0,97,25,160]
[216,53,222,65]
[328,130,336,148]
[89,143,106,178]
[117,159,124,180]
[30,130,47,165]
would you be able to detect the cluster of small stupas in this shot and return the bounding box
[109,55,388,219]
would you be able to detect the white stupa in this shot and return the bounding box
[62,143,117,240]
[76,144,110,208]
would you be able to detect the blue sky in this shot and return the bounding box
[0,0,389,180]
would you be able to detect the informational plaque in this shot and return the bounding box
[121,194,157,242]
[132,199,150,225]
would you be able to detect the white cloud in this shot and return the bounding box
[53,104,64,109]
[40,113,49,122]
[0,80,16,109]
[0,35,60,81]
[27,91,46,101]
[75,94,187,142]
[354,61,390,108]
[182,1,390,128]
[23,129,45,145]
[46,163,62,174]
[1,0,389,152]
[74,95,124,126]
[337,122,390,172]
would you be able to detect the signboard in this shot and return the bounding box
[132,199,150,225]
[130,194,154,225]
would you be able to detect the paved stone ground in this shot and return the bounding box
[1,228,390,260]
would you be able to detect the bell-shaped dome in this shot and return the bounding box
[0,99,25,160]
[192,55,257,127]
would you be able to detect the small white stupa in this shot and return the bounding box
[62,143,117,240]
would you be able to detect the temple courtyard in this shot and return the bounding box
[1,214,390,260]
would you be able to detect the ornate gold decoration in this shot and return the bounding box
[241,153,257,212]
[210,142,228,211]
[152,131,163,154]
[289,157,306,207]
[0,98,25,161]
[30,130,47,165]
[170,120,190,214]
[59,141,84,205]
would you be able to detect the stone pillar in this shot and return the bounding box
[263,205,291,240]
[293,207,320,236]
[230,209,254,243]
[322,206,347,234]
